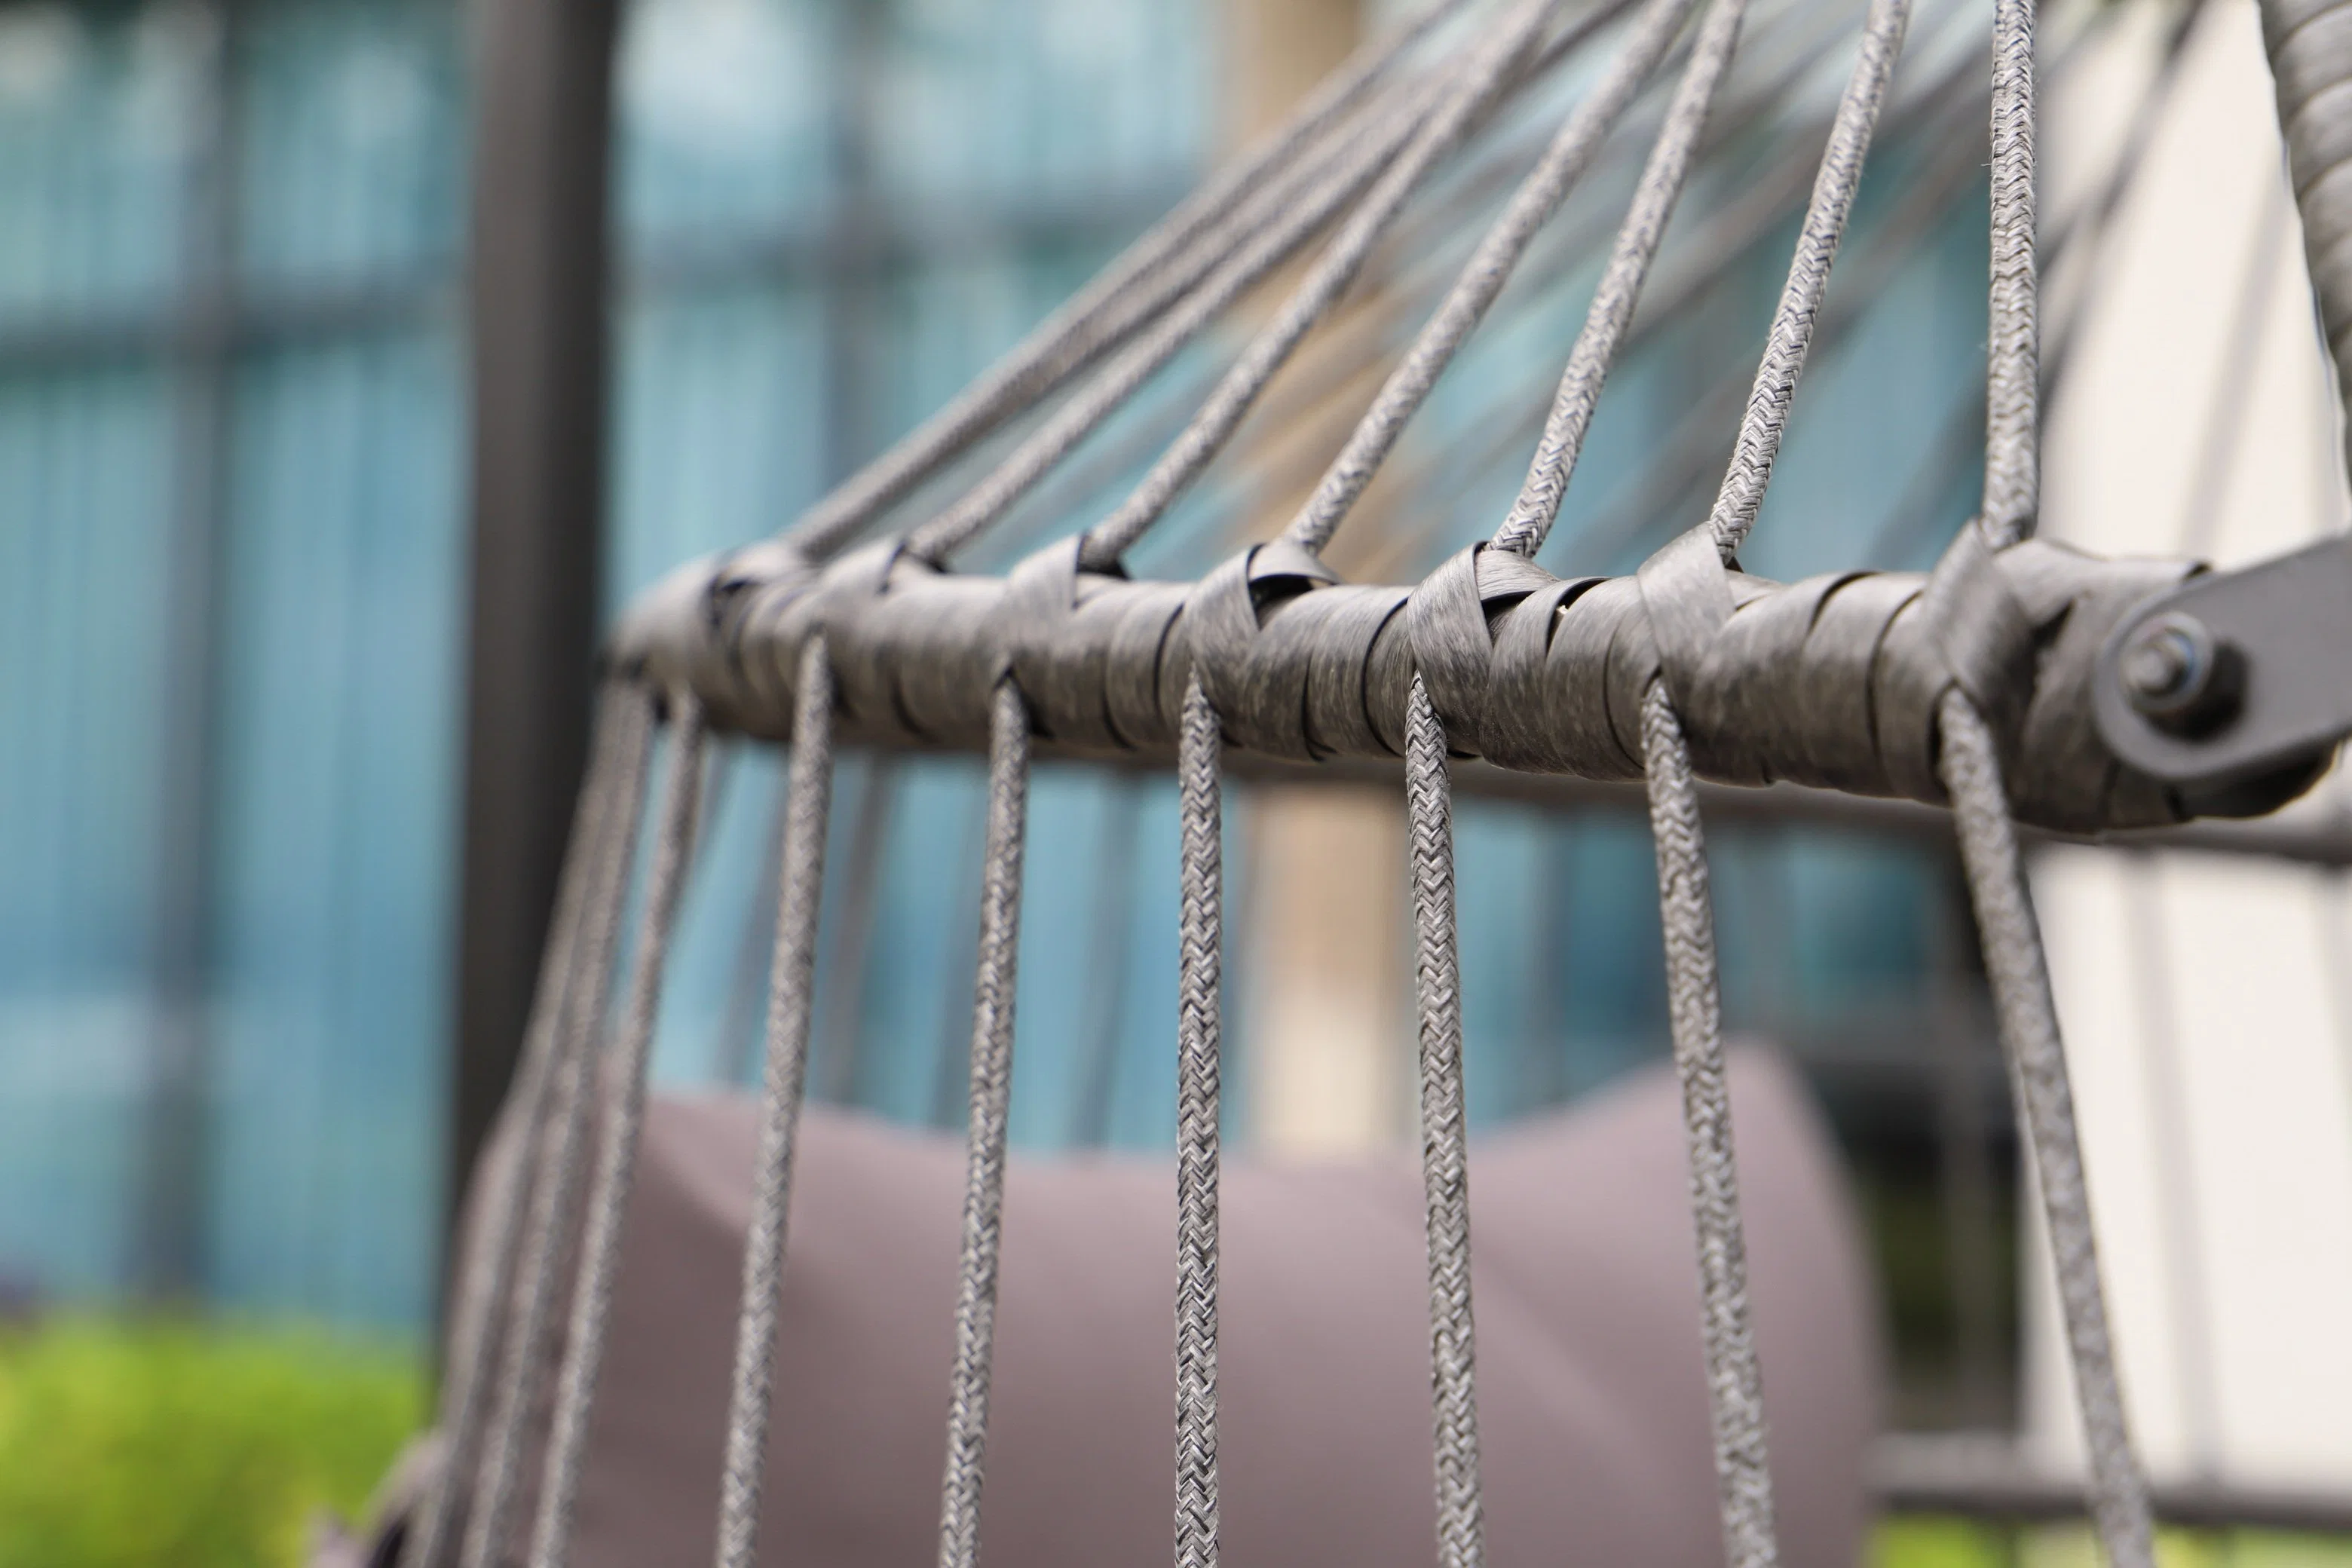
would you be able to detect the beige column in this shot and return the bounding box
[1217,0,1416,1158]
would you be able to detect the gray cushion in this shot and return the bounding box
[410,1044,1879,1568]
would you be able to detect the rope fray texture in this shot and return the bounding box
[609,524,2275,838]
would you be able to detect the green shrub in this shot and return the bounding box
[0,1317,424,1568]
[1876,1517,2352,1568]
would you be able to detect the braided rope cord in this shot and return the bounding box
[713,639,838,1568]
[1704,0,1911,559]
[1072,0,1572,570]
[454,688,659,1568]
[1174,675,1223,1568]
[1489,0,1749,557]
[784,0,1468,562]
[411,684,648,1568]
[1285,0,1713,556]
[526,698,709,1568]
[1939,693,2153,1566]
[1980,0,2038,544]
[1640,682,1778,1568]
[905,72,1454,564]
[1950,0,2151,1553]
[1504,0,1911,1558]
[1404,675,1487,1568]
[905,0,1649,573]
[935,680,1032,1568]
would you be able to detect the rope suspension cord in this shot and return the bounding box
[1445,0,1914,1555]
[713,639,838,1568]
[1138,2,1761,1557]
[448,687,658,1568]
[1065,0,1591,571]
[1640,681,1778,1568]
[1485,0,1751,560]
[782,0,1472,563]
[1174,677,1223,1568]
[911,0,1578,570]
[2259,0,2352,476]
[1403,675,1487,1568]
[804,0,1635,577]
[1414,13,2005,570]
[1306,0,1759,1551]
[409,684,651,1568]
[1181,0,1882,541]
[1284,0,1718,558]
[894,64,1460,565]
[1939,697,2154,1566]
[527,698,709,1568]
[934,680,1032,1568]
[1637,0,1909,1551]
[1926,0,2156,1558]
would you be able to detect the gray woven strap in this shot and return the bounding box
[1640,678,1778,1568]
[1174,675,1223,1568]
[625,530,2225,838]
[936,679,1032,1568]
[1404,675,1487,1568]
[526,697,709,1568]
[413,684,651,1568]
[452,687,659,1568]
[713,638,839,1568]
[1940,690,2156,1568]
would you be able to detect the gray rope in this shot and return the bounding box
[903,69,1452,565]
[782,0,1468,562]
[1638,678,1778,1568]
[935,678,1032,1568]
[2259,0,2352,479]
[526,697,710,1568]
[1490,0,1748,557]
[1174,674,1223,1568]
[712,639,838,1568]
[1951,0,2150,1542]
[1705,0,1912,560]
[1279,0,1707,556]
[1980,0,2038,544]
[454,687,659,1568]
[1076,0,1566,571]
[411,683,648,1568]
[1404,675,1487,1568]
[1938,690,2154,1568]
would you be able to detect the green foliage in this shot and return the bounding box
[0,1317,424,1568]
[1876,1517,2352,1568]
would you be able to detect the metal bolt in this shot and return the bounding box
[2119,611,2241,733]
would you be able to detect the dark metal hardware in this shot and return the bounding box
[2095,532,2352,793]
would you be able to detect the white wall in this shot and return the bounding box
[2025,0,2352,1489]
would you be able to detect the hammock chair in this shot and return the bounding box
[363,0,2352,1560]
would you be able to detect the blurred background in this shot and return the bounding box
[2,0,2349,1560]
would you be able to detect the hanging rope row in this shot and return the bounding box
[403,0,2352,1562]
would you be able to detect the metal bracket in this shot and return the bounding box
[2094,532,2352,801]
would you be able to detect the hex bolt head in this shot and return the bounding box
[2119,611,2243,735]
